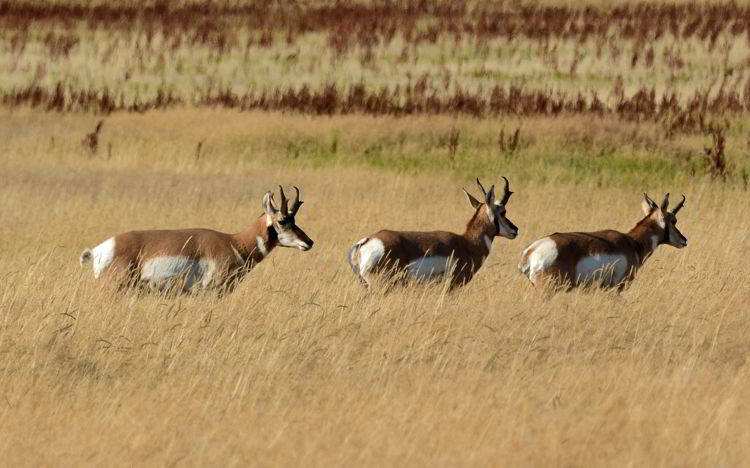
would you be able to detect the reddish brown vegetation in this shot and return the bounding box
[4,81,750,134]
[2,1,750,134]
[3,1,750,45]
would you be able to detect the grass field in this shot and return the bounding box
[5,0,750,123]
[2,1,750,466]
[1,110,749,466]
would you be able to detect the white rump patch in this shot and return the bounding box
[141,256,217,290]
[357,238,385,278]
[519,237,558,286]
[575,253,629,287]
[91,237,116,279]
[406,256,452,280]
[256,236,269,257]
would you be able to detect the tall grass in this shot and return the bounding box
[1,110,748,465]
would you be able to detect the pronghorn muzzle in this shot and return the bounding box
[497,216,518,239]
[290,225,314,251]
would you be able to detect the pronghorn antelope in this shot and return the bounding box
[519,193,687,290]
[348,178,518,288]
[79,186,314,293]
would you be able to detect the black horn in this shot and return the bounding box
[671,194,686,214]
[278,185,289,215]
[500,176,513,205]
[290,186,304,215]
[476,178,488,199]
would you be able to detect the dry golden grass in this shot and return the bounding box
[1,110,749,466]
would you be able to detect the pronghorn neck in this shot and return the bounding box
[627,214,664,267]
[231,214,278,264]
[462,205,495,253]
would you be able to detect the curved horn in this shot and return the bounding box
[290,186,304,215]
[671,194,686,214]
[500,176,514,205]
[278,185,289,215]
[476,178,487,199]
[660,193,670,211]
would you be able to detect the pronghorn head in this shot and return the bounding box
[641,193,687,248]
[262,186,315,251]
[463,177,519,239]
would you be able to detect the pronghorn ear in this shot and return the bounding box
[641,193,658,215]
[463,189,482,209]
[262,191,278,216]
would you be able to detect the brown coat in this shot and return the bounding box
[520,213,669,289]
[351,204,517,287]
[99,214,277,290]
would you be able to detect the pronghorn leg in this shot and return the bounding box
[217,264,252,297]
[357,273,372,288]
[98,258,137,292]
[532,271,568,298]
[216,277,238,298]
[615,280,633,294]
[532,273,555,300]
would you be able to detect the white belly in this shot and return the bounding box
[141,256,216,290]
[406,256,452,280]
[575,253,629,287]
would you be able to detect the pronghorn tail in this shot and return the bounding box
[348,238,368,275]
[80,249,93,266]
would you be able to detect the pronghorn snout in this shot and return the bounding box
[294,228,314,251]
[667,223,687,249]
[674,235,687,248]
[499,218,519,240]
[277,224,314,251]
